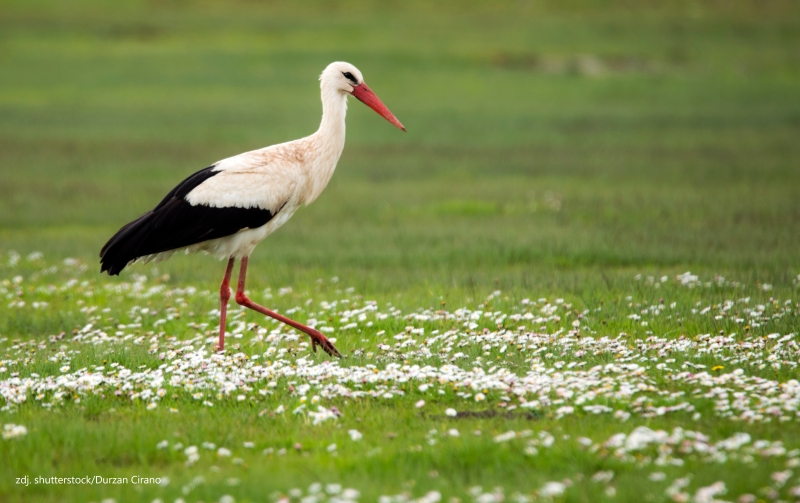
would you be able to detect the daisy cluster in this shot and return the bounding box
[1,254,799,428]
[2,343,798,426]
[2,423,27,439]
[272,482,360,503]
[399,425,800,500]
[270,484,512,503]
[265,473,800,503]
[487,424,799,467]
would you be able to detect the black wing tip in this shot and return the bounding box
[100,230,135,276]
[99,263,122,276]
[99,255,125,276]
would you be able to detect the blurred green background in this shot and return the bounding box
[1,0,799,297]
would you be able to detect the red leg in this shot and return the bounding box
[234,256,341,358]
[217,257,235,351]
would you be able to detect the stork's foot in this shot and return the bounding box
[305,328,342,358]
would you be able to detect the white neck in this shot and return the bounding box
[302,86,348,204]
[318,85,348,139]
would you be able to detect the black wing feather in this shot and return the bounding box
[100,165,280,276]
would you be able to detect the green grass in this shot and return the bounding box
[1,0,800,501]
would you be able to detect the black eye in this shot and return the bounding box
[342,72,357,84]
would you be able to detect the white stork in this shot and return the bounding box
[100,62,405,357]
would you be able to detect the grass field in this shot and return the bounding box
[2,0,800,501]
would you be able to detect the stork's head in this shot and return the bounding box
[320,62,405,131]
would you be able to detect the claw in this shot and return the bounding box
[306,329,341,358]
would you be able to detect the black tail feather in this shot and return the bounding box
[99,211,156,275]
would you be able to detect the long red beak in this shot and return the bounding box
[350,82,406,132]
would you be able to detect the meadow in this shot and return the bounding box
[1,0,800,501]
